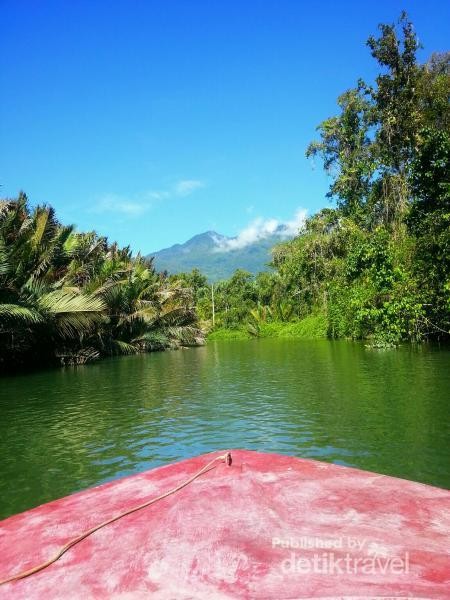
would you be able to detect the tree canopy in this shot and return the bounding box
[202,14,450,346]
[0,194,203,370]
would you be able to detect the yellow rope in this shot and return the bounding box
[0,451,232,586]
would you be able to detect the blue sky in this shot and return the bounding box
[1,1,449,254]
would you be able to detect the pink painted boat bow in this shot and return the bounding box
[0,450,449,598]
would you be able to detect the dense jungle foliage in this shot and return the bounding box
[0,195,202,371]
[183,14,450,346]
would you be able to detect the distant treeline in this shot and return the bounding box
[179,14,450,346]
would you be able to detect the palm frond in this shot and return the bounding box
[111,339,139,355]
[165,325,202,346]
[53,312,105,338]
[133,331,170,349]
[39,291,106,314]
[0,303,44,324]
[0,239,9,276]
[38,291,106,338]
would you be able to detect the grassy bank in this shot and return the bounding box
[207,314,328,341]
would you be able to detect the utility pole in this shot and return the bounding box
[211,283,215,327]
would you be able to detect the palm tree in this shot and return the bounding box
[0,194,203,371]
[0,196,105,368]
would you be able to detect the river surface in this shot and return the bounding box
[0,339,449,519]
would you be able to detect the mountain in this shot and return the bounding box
[148,229,290,281]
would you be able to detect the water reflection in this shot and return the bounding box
[0,339,449,518]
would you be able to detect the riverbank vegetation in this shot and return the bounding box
[1,14,448,372]
[184,14,450,346]
[0,195,202,371]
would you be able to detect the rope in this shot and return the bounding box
[0,451,232,586]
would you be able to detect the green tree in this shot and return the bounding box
[0,196,203,371]
[306,88,375,222]
[408,127,450,335]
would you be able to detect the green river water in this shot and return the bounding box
[0,339,449,519]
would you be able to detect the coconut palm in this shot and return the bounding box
[0,195,203,371]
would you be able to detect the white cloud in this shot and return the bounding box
[173,179,205,197]
[92,179,205,217]
[281,208,308,237]
[91,194,150,216]
[214,208,307,252]
[146,190,170,201]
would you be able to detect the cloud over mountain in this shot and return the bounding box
[149,208,307,281]
[214,208,307,252]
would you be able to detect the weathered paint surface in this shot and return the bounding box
[0,450,449,599]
